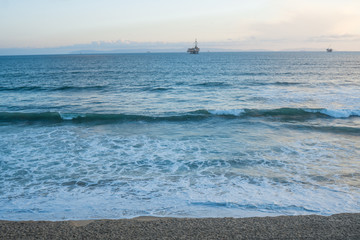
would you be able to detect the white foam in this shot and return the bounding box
[209,109,245,116]
[59,112,86,120]
[1,123,360,221]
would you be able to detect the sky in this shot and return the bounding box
[1,0,360,54]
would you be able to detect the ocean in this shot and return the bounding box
[0,52,359,221]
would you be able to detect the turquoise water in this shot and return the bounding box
[0,52,359,220]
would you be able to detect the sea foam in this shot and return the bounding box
[208,109,245,116]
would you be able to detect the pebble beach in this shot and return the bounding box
[1,213,360,239]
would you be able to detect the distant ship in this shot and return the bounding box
[326,48,333,52]
[187,39,200,54]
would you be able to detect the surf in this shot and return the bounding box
[1,108,359,124]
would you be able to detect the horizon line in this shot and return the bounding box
[1,50,359,57]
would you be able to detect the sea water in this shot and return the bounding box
[0,52,359,220]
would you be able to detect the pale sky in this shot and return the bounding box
[1,0,360,53]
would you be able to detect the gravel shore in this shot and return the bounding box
[1,213,359,239]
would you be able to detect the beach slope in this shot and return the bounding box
[1,213,360,239]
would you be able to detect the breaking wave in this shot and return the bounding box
[1,108,359,123]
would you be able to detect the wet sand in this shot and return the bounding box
[1,213,359,239]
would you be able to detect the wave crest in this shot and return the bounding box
[1,108,359,123]
[305,109,360,118]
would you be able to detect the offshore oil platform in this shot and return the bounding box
[187,39,200,54]
[326,45,333,52]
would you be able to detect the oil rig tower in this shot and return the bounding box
[187,39,200,54]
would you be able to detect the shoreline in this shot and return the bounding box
[1,213,360,239]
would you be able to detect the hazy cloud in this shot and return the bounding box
[1,0,360,53]
[308,34,360,42]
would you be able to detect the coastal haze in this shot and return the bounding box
[1,0,360,54]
